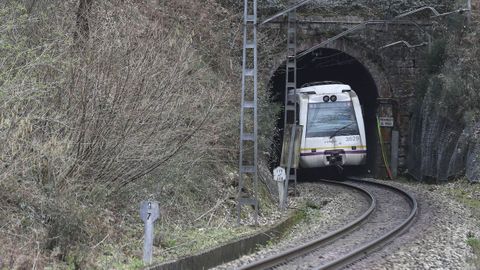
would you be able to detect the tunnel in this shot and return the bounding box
[269,47,379,178]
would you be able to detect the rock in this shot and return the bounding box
[466,140,480,182]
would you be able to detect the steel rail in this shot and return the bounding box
[313,178,418,270]
[238,178,417,270]
[238,180,376,270]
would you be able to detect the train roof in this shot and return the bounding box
[297,83,352,95]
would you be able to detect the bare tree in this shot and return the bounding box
[75,0,93,44]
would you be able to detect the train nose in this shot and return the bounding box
[325,150,345,166]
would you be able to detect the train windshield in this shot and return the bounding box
[306,101,359,138]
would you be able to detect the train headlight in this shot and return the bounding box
[323,96,330,102]
[330,95,337,102]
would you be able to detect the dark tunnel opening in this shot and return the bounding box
[269,48,379,178]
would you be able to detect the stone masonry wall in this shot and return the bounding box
[294,20,430,172]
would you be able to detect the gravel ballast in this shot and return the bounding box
[345,178,479,270]
[215,179,480,269]
[213,181,371,269]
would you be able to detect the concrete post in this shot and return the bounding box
[273,167,287,210]
[391,130,399,178]
[140,201,160,265]
[278,181,286,210]
[143,219,154,264]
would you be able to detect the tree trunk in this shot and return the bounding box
[75,0,93,44]
[27,0,37,14]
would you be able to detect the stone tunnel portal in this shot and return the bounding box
[270,48,380,177]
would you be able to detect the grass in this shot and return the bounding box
[157,226,256,261]
[445,180,480,221]
[391,177,480,267]
[301,199,327,225]
[451,190,480,215]
[86,224,258,269]
[467,236,480,251]
[467,236,480,267]
[440,178,480,268]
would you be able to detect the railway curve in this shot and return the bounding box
[239,178,418,270]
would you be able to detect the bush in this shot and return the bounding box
[0,0,278,267]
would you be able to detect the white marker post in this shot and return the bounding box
[273,167,287,210]
[140,201,160,265]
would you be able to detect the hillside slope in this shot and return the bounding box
[0,0,278,268]
[408,9,480,182]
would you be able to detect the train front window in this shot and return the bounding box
[306,101,359,138]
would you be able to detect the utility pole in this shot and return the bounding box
[237,0,314,223]
[238,0,259,225]
[283,3,298,203]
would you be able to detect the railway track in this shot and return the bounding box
[239,178,417,270]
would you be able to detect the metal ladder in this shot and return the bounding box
[284,9,298,196]
[237,0,259,225]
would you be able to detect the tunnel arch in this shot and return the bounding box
[268,39,391,175]
[267,38,392,98]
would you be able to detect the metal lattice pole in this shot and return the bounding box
[238,0,259,225]
[283,8,298,200]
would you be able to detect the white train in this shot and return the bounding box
[293,82,367,168]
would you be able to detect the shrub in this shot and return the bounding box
[0,0,278,267]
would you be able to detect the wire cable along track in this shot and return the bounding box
[239,178,418,270]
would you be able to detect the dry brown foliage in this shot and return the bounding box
[0,0,276,268]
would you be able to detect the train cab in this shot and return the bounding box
[295,82,367,168]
